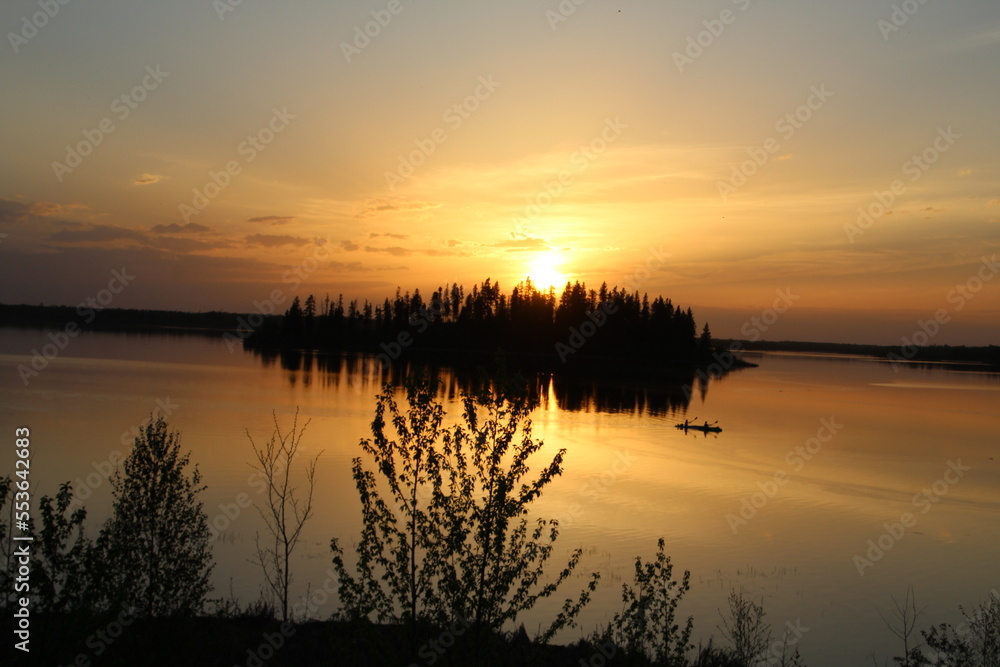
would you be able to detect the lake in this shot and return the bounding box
[1,327,997,666]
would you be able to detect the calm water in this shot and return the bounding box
[1,327,998,666]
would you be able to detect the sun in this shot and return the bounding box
[526,253,567,290]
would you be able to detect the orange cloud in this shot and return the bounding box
[245,234,311,248]
[248,215,295,225]
[356,198,440,218]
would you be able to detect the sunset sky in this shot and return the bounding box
[2,0,998,344]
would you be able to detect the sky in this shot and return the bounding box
[1,0,998,345]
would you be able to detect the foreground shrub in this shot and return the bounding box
[98,416,214,616]
[331,373,598,651]
[906,592,1000,666]
[594,538,693,666]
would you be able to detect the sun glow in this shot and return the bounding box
[526,253,568,290]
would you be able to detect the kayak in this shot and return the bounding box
[675,423,722,433]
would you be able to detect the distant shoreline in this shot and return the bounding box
[2,303,995,370]
[719,338,1000,370]
[0,302,241,335]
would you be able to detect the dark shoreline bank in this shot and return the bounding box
[2,303,994,371]
[721,338,1000,371]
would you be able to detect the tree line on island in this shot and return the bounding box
[3,298,995,372]
[244,278,716,367]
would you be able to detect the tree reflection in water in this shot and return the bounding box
[244,347,749,417]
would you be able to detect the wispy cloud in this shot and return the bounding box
[0,198,87,224]
[132,173,163,186]
[369,231,410,240]
[491,236,551,252]
[46,222,232,254]
[248,215,295,225]
[245,234,311,248]
[0,200,33,225]
[357,239,469,258]
[49,224,146,245]
[356,198,440,219]
[154,236,235,253]
[950,27,1000,51]
[150,222,211,234]
[364,245,411,257]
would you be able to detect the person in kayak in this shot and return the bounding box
[704,421,710,430]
